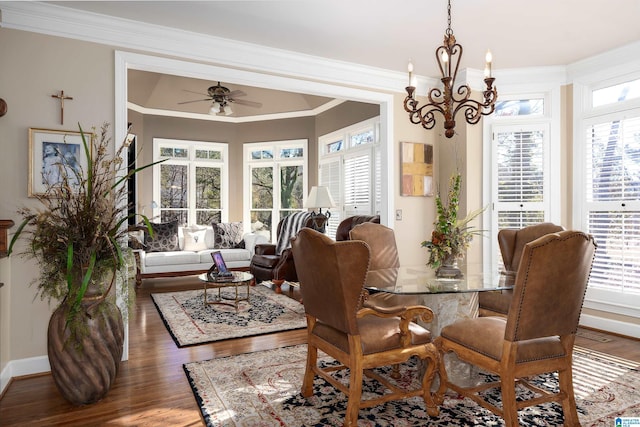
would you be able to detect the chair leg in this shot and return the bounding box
[420,349,440,417]
[391,363,400,379]
[345,362,363,427]
[301,344,317,397]
[272,279,284,293]
[500,372,519,427]
[558,367,580,426]
[434,340,449,404]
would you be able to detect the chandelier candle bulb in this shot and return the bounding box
[408,60,414,86]
[485,50,493,78]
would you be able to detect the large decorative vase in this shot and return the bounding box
[436,254,464,279]
[47,284,124,405]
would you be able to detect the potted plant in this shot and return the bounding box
[9,122,158,405]
[421,173,484,278]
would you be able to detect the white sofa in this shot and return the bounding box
[131,226,268,286]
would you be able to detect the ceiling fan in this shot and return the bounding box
[178,82,262,115]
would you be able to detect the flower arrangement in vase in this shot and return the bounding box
[421,173,484,278]
[9,122,161,405]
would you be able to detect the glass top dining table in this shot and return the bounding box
[365,264,515,295]
[365,265,515,386]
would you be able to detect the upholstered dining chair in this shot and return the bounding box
[291,228,441,426]
[350,222,420,307]
[349,222,400,270]
[335,214,380,241]
[250,212,313,293]
[435,230,597,426]
[479,222,565,317]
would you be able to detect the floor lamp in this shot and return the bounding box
[305,186,335,233]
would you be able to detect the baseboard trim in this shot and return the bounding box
[0,356,50,396]
[580,314,640,339]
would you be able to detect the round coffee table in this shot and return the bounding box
[198,271,254,311]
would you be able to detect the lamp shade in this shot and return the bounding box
[305,186,336,209]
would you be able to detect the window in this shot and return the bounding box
[575,73,640,322]
[153,138,228,226]
[244,139,307,242]
[592,78,640,108]
[486,91,558,272]
[583,114,640,295]
[318,118,380,238]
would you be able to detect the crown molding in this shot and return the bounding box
[567,39,640,84]
[127,99,345,123]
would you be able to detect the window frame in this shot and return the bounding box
[152,138,229,226]
[483,85,562,274]
[574,74,640,320]
[243,139,308,243]
[318,117,381,239]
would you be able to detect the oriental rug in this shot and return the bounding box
[151,283,305,347]
[184,344,640,426]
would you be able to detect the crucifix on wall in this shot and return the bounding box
[51,90,73,125]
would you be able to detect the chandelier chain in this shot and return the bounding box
[446,0,452,37]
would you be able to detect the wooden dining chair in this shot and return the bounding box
[435,230,597,426]
[291,228,441,426]
[479,222,565,317]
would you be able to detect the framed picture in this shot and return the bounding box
[401,141,434,196]
[28,128,91,197]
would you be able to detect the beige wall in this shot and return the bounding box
[0,29,116,363]
[392,94,439,266]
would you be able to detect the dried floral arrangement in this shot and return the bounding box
[9,123,158,324]
[421,173,485,269]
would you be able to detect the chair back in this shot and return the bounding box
[498,222,565,272]
[504,230,596,342]
[291,228,370,335]
[349,222,400,270]
[335,215,380,241]
[274,212,313,255]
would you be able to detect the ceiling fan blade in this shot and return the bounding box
[177,98,211,104]
[230,98,263,108]
[182,89,210,96]
[227,89,247,98]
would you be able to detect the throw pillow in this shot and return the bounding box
[144,220,180,252]
[212,222,244,249]
[183,227,208,251]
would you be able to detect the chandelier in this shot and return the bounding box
[404,0,498,138]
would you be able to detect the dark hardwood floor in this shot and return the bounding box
[0,276,638,426]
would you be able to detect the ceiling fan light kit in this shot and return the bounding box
[404,0,498,138]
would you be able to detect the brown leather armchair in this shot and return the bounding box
[291,228,440,426]
[479,222,565,317]
[335,214,380,241]
[435,230,597,426]
[249,214,314,293]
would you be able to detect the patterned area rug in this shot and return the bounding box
[151,283,306,347]
[184,344,640,426]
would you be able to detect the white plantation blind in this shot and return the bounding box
[495,128,545,208]
[584,116,640,295]
[318,117,380,239]
[344,151,372,217]
[491,124,549,269]
[319,158,342,238]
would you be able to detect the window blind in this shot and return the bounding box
[584,116,640,295]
